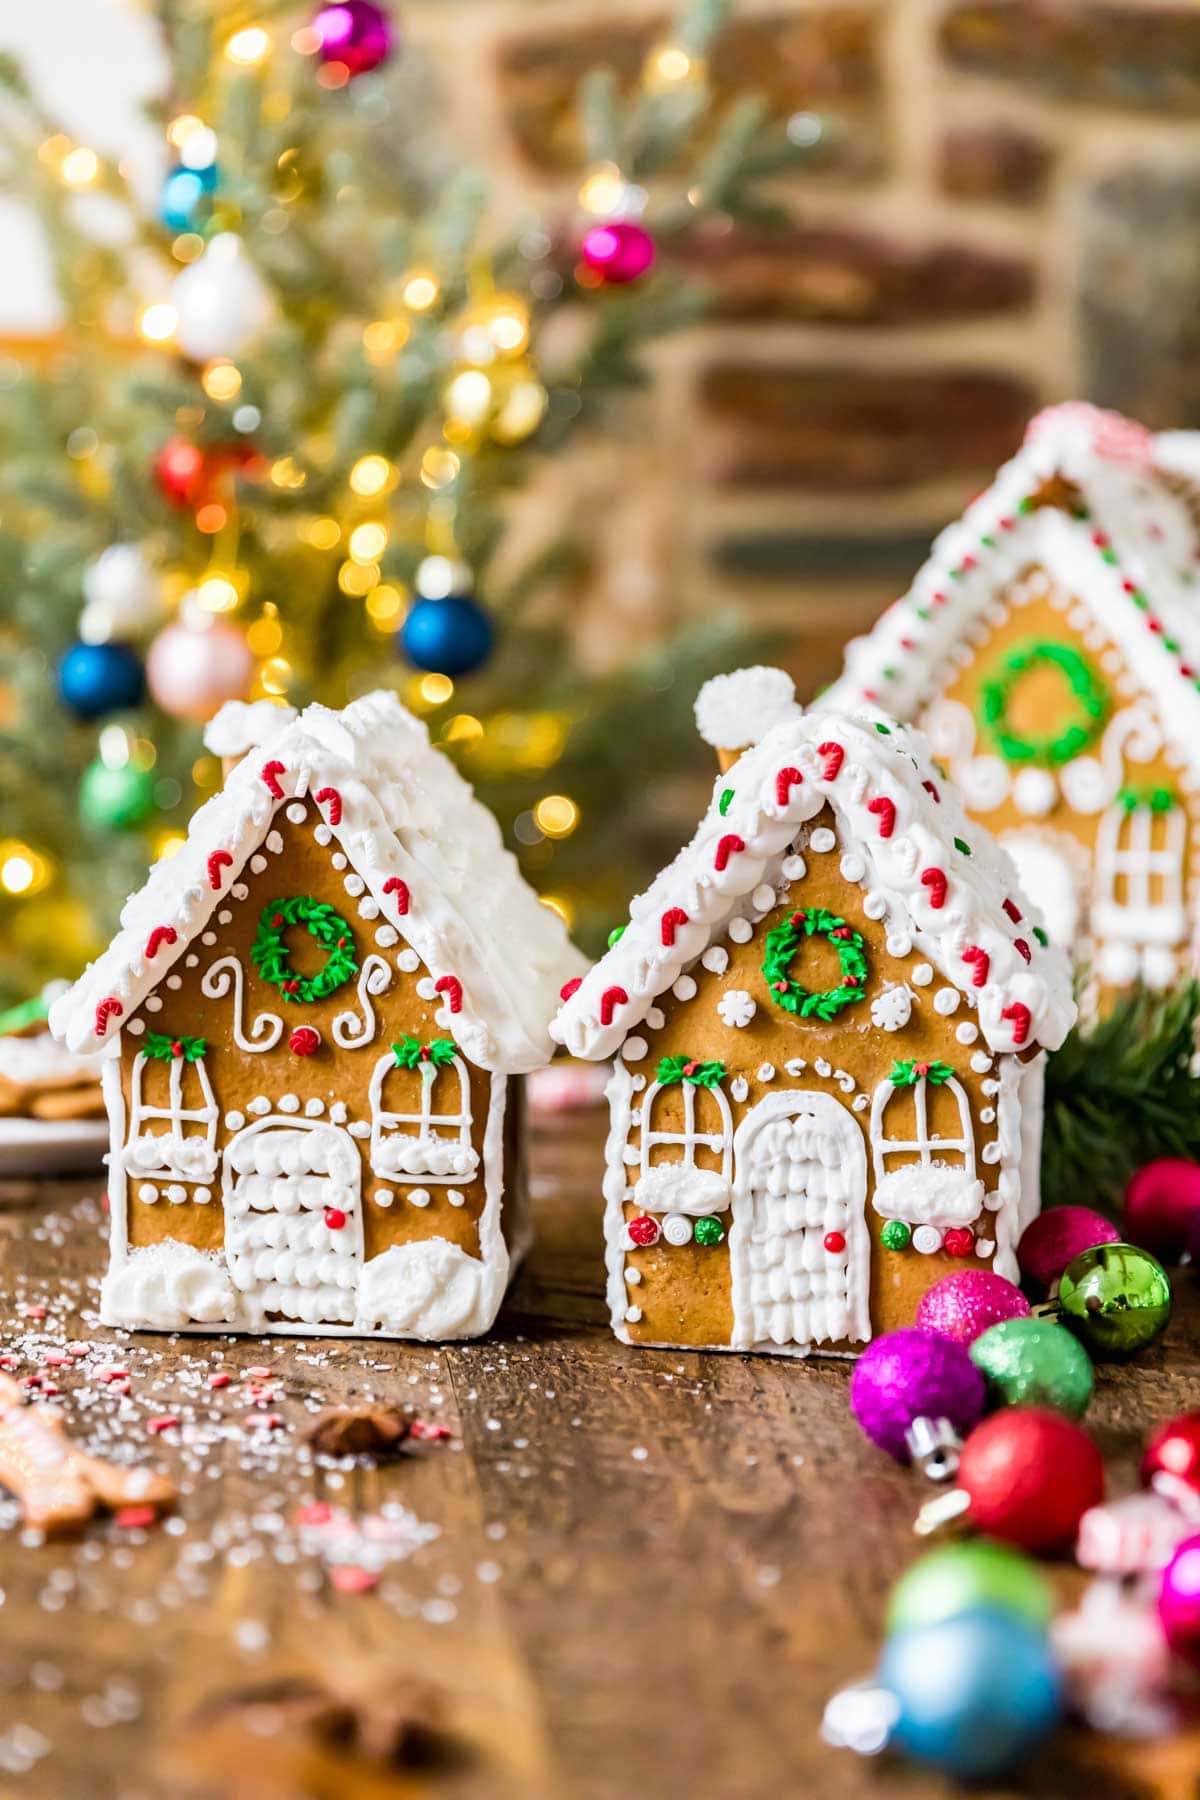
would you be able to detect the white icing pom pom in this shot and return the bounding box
[694,666,799,750]
[202,698,297,759]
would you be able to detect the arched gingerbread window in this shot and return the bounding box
[869,1061,982,1232]
[1093,789,1185,982]
[369,1038,479,1182]
[123,1033,219,1199]
[632,1057,733,1216]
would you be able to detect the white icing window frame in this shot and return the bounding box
[127,1050,218,1183]
[1093,799,1186,943]
[368,1050,474,1184]
[639,1077,733,1184]
[869,1073,975,1183]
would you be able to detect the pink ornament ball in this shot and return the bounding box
[1124,1159,1200,1258]
[1018,1206,1121,1292]
[916,1270,1031,1345]
[311,1,394,75]
[580,220,656,286]
[1158,1533,1200,1664]
[146,617,254,723]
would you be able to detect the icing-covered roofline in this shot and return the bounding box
[552,683,1076,1061]
[51,691,584,1072]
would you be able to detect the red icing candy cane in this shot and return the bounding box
[1003,898,1022,924]
[382,877,410,916]
[260,760,286,799]
[817,741,844,781]
[560,978,582,1002]
[144,926,177,959]
[713,834,745,872]
[774,767,803,808]
[94,998,123,1037]
[961,946,990,988]
[920,868,948,909]
[660,907,689,947]
[1014,938,1032,964]
[599,986,628,1027]
[206,850,232,890]
[1002,1002,1032,1047]
[434,976,463,1014]
[867,797,896,838]
[314,786,343,826]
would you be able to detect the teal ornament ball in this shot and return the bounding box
[79,757,157,830]
[1059,1241,1172,1357]
[886,1540,1054,1639]
[970,1316,1094,1418]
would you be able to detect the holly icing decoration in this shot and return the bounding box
[392,1036,456,1070]
[144,1031,206,1061]
[251,897,358,1004]
[656,1055,727,1088]
[1119,785,1176,814]
[890,1059,955,1088]
[979,640,1108,767]
[761,908,868,1022]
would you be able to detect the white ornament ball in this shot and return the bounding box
[80,543,163,643]
[147,616,255,722]
[170,233,273,363]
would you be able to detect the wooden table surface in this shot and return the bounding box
[0,1106,1197,1800]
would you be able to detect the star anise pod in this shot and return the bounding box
[303,1404,411,1458]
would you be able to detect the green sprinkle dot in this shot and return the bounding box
[1165,638,1180,654]
[874,722,891,735]
[882,666,897,681]
[607,925,626,948]
[1017,497,1034,514]
[718,788,734,817]
[954,837,971,856]
[1032,926,1048,946]
[881,1220,911,1252]
[980,534,997,549]
[694,1216,725,1248]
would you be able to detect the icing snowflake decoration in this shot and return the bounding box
[552,677,1076,1062]
[716,989,757,1029]
[870,986,913,1033]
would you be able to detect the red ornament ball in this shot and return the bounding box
[155,437,207,507]
[958,1408,1105,1552]
[824,1230,846,1254]
[1159,1534,1200,1664]
[916,1269,1031,1344]
[627,1214,660,1248]
[580,220,656,286]
[1142,1411,1200,1509]
[289,1026,320,1057]
[942,1228,976,1259]
[323,1207,347,1231]
[1017,1205,1121,1291]
[1124,1159,1200,1257]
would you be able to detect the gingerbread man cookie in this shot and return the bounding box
[0,1373,176,1533]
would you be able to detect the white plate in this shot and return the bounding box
[0,1117,107,1177]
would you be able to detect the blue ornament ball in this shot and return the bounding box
[58,641,145,720]
[161,161,218,233]
[400,594,493,678]
[878,1607,1061,1781]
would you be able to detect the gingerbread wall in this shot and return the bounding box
[614,805,1013,1350]
[115,801,506,1268]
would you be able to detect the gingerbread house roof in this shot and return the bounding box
[551,675,1076,1062]
[824,403,1200,762]
[50,690,585,1072]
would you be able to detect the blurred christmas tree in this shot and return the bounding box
[0,0,827,999]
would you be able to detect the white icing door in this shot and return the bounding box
[730,1091,869,1352]
[223,1119,363,1326]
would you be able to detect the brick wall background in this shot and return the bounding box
[415,0,1200,696]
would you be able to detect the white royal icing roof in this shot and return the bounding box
[51,690,585,1072]
[551,677,1076,1061]
[823,402,1200,772]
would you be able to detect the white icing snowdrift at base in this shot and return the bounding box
[354,1238,502,1339]
[101,1240,236,1329]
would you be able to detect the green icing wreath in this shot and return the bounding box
[251,896,358,1004]
[979,640,1108,767]
[762,907,868,1022]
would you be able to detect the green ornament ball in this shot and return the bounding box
[881,1219,911,1251]
[694,1216,724,1247]
[886,1540,1054,1638]
[970,1316,1093,1418]
[1059,1241,1172,1357]
[79,757,157,830]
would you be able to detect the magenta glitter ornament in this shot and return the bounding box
[1124,1159,1200,1257]
[916,1271,1031,1345]
[849,1328,986,1462]
[1017,1206,1121,1291]
[580,220,656,285]
[1158,1533,1200,1664]
[311,1,394,75]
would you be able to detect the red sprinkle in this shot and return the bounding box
[207,1372,231,1390]
[331,1565,378,1594]
[98,1366,130,1383]
[246,1366,272,1379]
[24,1305,46,1320]
[41,1353,69,1368]
[147,1415,179,1434]
[247,1412,285,1430]
[114,1505,159,1531]
[295,1502,334,1526]
[410,1419,452,1442]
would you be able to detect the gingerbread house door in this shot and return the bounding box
[222,1118,364,1328]
[729,1092,869,1352]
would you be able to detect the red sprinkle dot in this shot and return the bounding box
[295,1502,334,1526]
[824,1231,846,1255]
[24,1305,46,1321]
[331,1564,378,1594]
[148,1415,179,1434]
[410,1418,452,1442]
[207,1372,231,1390]
[114,1505,160,1531]
[323,1208,347,1231]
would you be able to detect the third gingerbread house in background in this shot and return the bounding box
[826,403,1200,998]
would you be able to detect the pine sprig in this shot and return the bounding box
[1042,981,1200,1212]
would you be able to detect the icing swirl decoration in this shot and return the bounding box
[979,640,1108,767]
[251,896,359,1003]
[761,908,868,1022]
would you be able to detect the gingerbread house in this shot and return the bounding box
[551,669,1075,1357]
[826,402,1200,996]
[50,692,584,1340]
